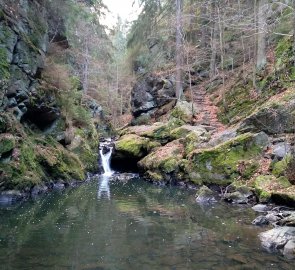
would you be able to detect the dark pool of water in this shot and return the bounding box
[0,175,293,270]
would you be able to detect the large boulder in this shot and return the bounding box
[170,101,194,123]
[131,74,175,118]
[254,175,294,205]
[186,132,269,185]
[112,134,160,172]
[238,100,295,134]
[136,119,185,144]
[114,134,155,160]
[259,227,295,258]
[138,140,185,182]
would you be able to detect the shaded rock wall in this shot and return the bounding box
[0,0,49,121]
[0,1,100,192]
[131,74,176,122]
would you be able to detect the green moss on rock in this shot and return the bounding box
[141,119,185,143]
[187,132,268,184]
[171,101,194,123]
[138,140,184,181]
[0,134,15,156]
[254,175,292,203]
[115,134,151,159]
[272,154,292,177]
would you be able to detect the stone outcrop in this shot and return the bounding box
[131,74,176,120]
[0,1,48,121]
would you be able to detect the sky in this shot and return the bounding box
[102,0,141,28]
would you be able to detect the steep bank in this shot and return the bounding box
[113,37,295,207]
[0,1,102,194]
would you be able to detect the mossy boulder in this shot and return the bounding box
[0,134,15,156]
[186,132,269,185]
[170,125,208,141]
[67,127,99,172]
[254,175,293,205]
[114,134,156,160]
[0,135,87,191]
[238,100,295,134]
[138,140,184,182]
[141,119,185,143]
[170,101,194,123]
[272,154,292,177]
[119,122,164,137]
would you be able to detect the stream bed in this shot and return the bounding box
[0,175,293,270]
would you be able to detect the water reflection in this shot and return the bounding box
[97,175,111,200]
[0,178,293,270]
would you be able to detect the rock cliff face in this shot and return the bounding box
[0,0,49,120]
[131,74,177,123]
[0,1,100,193]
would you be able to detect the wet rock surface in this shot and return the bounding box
[253,205,295,258]
[195,185,217,204]
[259,227,295,259]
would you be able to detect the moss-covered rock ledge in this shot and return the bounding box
[113,119,295,205]
[0,114,99,192]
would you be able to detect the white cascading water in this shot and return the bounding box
[98,141,113,199]
[99,146,113,176]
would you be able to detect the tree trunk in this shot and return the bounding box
[175,0,183,100]
[293,0,295,65]
[82,39,89,94]
[256,0,267,70]
[209,1,217,78]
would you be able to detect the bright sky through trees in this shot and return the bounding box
[103,0,141,27]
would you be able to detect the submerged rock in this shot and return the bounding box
[0,190,26,205]
[252,204,272,213]
[31,185,49,196]
[111,173,139,182]
[259,227,295,257]
[252,215,270,226]
[195,185,217,204]
[223,186,255,204]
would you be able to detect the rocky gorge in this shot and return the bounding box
[112,40,295,258]
[0,0,295,264]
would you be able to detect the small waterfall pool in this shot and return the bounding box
[0,142,293,269]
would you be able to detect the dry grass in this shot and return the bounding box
[42,57,72,91]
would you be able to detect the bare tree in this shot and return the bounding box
[256,0,267,70]
[175,0,183,100]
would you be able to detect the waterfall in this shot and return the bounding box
[99,145,113,176]
[98,140,113,200]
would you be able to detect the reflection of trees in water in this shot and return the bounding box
[0,179,284,269]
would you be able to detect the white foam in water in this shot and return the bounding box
[99,146,113,176]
